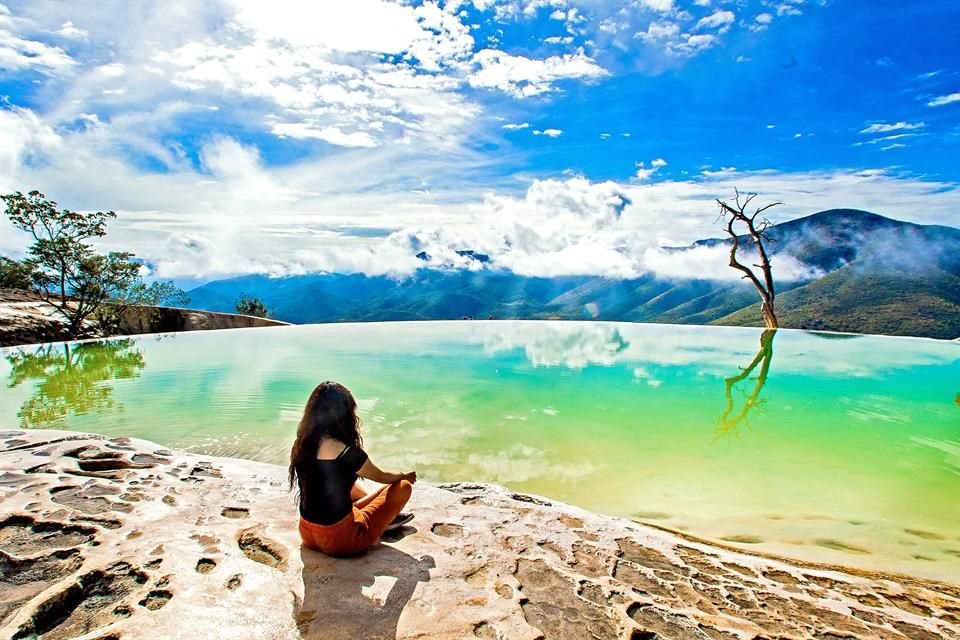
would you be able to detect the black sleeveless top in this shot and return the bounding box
[298,445,368,525]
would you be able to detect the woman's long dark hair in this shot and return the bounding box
[288,381,363,496]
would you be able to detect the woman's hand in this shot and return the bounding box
[401,470,417,484]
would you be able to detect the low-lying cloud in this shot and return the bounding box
[5,133,960,283]
[357,176,823,282]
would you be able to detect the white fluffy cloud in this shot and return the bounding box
[0,106,62,190]
[636,0,675,13]
[634,20,720,56]
[855,122,926,151]
[468,48,607,97]
[675,33,718,54]
[1,0,614,163]
[776,3,803,17]
[154,35,477,148]
[854,133,919,147]
[694,10,735,32]
[635,157,667,180]
[375,176,639,278]
[198,136,297,208]
[0,9,74,73]
[55,20,86,39]
[927,92,960,107]
[229,0,433,55]
[0,107,64,249]
[860,121,925,134]
[641,244,822,282]
[271,123,380,148]
[60,0,609,152]
[635,21,681,42]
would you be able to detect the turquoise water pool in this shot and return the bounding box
[1,321,958,581]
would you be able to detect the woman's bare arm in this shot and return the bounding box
[357,458,417,485]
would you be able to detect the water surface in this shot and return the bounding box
[1,321,957,582]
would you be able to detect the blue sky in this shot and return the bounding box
[0,0,958,281]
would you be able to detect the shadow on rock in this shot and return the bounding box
[296,544,435,640]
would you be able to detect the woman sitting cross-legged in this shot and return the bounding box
[289,381,416,557]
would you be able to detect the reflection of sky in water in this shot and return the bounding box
[472,321,959,377]
[1,321,958,582]
[842,396,912,425]
[912,437,960,474]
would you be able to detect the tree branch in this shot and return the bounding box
[716,191,782,328]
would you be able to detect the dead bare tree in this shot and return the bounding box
[716,189,782,329]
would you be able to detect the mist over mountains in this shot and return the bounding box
[186,210,960,339]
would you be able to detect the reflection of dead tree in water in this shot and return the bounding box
[717,329,777,437]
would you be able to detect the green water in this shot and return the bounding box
[1,322,958,582]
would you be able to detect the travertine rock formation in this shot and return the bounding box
[0,288,287,347]
[1,430,957,639]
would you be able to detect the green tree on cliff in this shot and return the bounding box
[0,256,35,289]
[1,190,188,338]
[235,293,269,318]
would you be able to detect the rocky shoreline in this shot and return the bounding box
[1,430,957,640]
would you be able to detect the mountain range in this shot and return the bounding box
[185,209,960,339]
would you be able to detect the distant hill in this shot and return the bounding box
[186,210,960,339]
[711,210,960,338]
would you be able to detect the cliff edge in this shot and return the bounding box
[0,288,288,347]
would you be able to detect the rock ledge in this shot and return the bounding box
[1,430,957,640]
[0,288,287,347]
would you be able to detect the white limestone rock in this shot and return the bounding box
[1,430,957,640]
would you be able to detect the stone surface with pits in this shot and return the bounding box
[1,430,958,640]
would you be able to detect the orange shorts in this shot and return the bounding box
[299,480,412,557]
